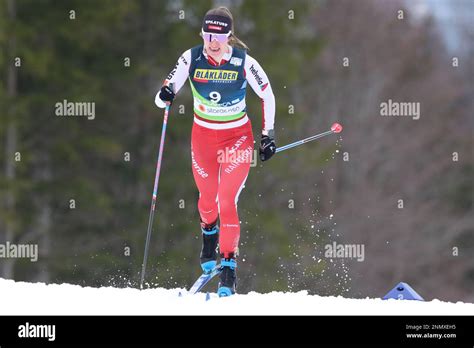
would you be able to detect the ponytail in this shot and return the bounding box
[229,32,249,51]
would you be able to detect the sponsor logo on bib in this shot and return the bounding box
[193,69,238,83]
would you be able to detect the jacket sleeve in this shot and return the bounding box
[155,49,192,108]
[244,54,276,134]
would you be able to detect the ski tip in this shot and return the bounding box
[205,292,211,301]
[331,123,343,134]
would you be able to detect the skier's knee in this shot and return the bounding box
[217,197,236,215]
[198,198,217,212]
[198,199,218,224]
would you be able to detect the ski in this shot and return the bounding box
[188,265,222,295]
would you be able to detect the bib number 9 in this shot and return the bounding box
[209,91,221,103]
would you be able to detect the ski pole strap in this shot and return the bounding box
[221,259,237,269]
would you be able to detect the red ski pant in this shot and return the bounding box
[191,120,254,258]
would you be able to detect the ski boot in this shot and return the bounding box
[217,256,237,297]
[200,220,219,274]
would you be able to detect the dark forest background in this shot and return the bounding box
[1,0,473,302]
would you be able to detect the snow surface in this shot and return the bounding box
[1,278,473,315]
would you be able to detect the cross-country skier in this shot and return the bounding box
[155,6,276,296]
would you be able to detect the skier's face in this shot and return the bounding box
[202,32,229,59]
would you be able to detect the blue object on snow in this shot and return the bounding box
[382,282,424,301]
[217,287,233,297]
[205,292,211,301]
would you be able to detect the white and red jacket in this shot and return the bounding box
[155,45,275,134]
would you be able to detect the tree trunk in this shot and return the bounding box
[35,155,52,283]
[2,0,17,280]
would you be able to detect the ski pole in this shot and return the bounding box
[275,122,343,154]
[140,87,173,290]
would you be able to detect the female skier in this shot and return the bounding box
[155,6,276,296]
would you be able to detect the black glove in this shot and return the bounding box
[259,132,276,161]
[159,85,175,105]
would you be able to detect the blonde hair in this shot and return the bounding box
[204,7,249,51]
